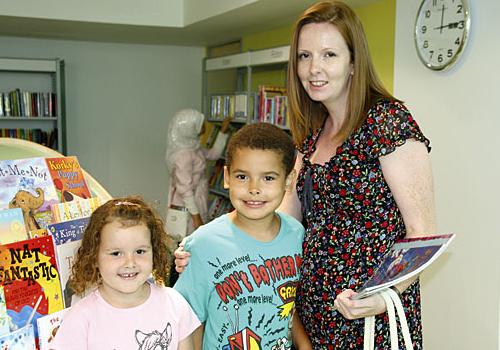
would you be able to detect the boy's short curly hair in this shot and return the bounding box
[225,123,296,175]
[69,196,172,295]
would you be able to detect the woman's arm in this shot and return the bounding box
[334,139,437,319]
[277,152,304,222]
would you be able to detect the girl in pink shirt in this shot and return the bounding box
[51,196,200,350]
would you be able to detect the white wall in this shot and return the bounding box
[394,1,500,349]
[0,36,204,214]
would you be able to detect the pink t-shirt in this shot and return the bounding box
[51,282,200,349]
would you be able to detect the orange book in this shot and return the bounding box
[45,156,91,203]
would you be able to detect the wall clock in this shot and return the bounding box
[414,0,470,71]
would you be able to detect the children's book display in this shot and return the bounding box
[354,233,456,299]
[0,155,104,349]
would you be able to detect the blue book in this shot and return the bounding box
[0,324,36,349]
[47,216,89,245]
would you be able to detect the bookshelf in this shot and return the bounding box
[202,45,290,219]
[0,57,66,154]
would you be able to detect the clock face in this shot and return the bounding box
[414,0,470,70]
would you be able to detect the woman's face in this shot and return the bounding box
[297,22,353,110]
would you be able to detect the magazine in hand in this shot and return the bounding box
[354,233,455,299]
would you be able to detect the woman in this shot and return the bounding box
[176,1,436,348]
[282,1,436,348]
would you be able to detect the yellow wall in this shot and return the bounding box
[355,0,396,92]
[238,0,395,93]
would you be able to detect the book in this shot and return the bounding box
[55,240,82,308]
[0,157,59,231]
[0,208,28,245]
[355,234,456,299]
[0,324,36,349]
[45,157,91,203]
[0,286,9,336]
[50,197,100,223]
[46,217,89,245]
[36,308,68,350]
[0,235,64,342]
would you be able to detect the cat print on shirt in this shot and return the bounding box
[135,323,172,350]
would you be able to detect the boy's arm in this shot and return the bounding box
[292,312,312,350]
[192,325,204,350]
[178,325,203,350]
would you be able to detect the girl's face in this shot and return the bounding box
[297,22,353,111]
[97,220,153,308]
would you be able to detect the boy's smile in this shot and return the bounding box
[224,147,294,238]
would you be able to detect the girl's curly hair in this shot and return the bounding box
[69,196,172,295]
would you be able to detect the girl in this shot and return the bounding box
[51,196,200,350]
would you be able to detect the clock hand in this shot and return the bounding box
[439,4,446,34]
[434,21,462,31]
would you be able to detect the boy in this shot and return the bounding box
[174,123,304,350]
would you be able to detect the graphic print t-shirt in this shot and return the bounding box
[174,213,304,350]
[51,283,200,349]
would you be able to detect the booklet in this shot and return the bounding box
[354,233,455,299]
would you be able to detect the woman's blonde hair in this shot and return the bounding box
[287,0,396,146]
[69,196,172,295]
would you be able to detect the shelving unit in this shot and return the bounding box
[0,57,66,154]
[202,45,290,125]
[201,46,290,219]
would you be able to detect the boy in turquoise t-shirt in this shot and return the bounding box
[174,123,305,350]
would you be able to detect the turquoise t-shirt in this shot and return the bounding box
[174,212,304,350]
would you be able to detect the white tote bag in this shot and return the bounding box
[165,204,189,240]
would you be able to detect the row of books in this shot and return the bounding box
[0,128,58,150]
[208,195,233,221]
[0,90,57,117]
[209,86,289,128]
[0,155,102,349]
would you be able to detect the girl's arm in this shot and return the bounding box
[277,152,304,221]
[334,140,436,320]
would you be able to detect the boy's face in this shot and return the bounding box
[224,147,294,224]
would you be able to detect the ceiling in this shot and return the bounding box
[0,0,379,47]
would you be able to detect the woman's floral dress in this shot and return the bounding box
[295,99,431,349]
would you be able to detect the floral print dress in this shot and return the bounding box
[295,99,431,349]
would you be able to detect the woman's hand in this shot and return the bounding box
[220,116,232,134]
[191,213,203,230]
[333,289,386,320]
[174,238,191,273]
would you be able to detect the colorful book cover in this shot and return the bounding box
[36,308,68,350]
[45,157,91,203]
[50,197,100,223]
[47,217,89,245]
[0,208,28,245]
[0,286,9,336]
[0,157,59,231]
[56,240,82,308]
[0,324,36,350]
[28,229,49,240]
[0,235,64,343]
[355,234,456,299]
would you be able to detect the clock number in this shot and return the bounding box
[432,0,437,6]
[457,5,463,14]
[455,37,461,45]
[421,25,427,34]
[458,21,465,29]
[425,10,431,18]
[447,49,453,58]
[437,54,443,63]
[423,40,429,49]
[429,50,434,59]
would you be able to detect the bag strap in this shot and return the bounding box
[363,289,413,350]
